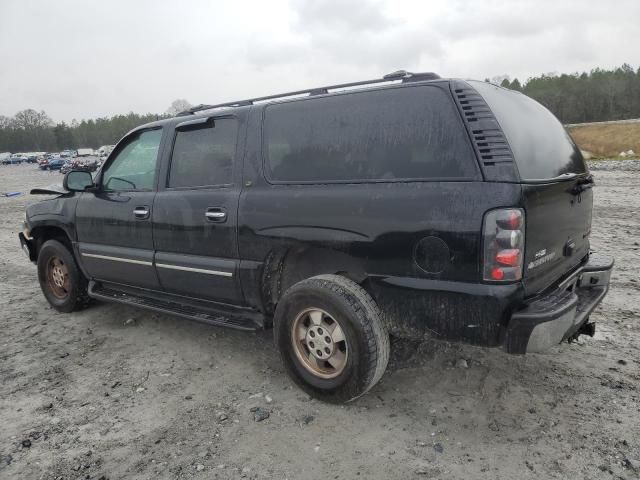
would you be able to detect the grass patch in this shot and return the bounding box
[567,122,640,158]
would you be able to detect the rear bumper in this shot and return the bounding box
[504,253,614,354]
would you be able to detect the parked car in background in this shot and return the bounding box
[41,157,66,170]
[26,154,38,163]
[0,152,13,164]
[97,145,114,158]
[60,156,99,174]
[3,154,26,165]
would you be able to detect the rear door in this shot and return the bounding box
[75,127,164,290]
[470,81,592,296]
[152,115,245,305]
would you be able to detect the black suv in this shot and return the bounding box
[20,71,613,402]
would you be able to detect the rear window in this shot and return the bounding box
[168,119,237,188]
[469,81,587,180]
[264,86,477,183]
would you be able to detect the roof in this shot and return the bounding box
[177,70,442,116]
[136,70,445,131]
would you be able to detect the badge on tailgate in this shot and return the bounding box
[528,248,557,270]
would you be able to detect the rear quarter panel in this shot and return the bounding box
[239,180,521,280]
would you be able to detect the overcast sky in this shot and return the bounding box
[1,0,639,122]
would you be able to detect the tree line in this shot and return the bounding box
[0,99,191,153]
[0,111,164,153]
[1,65,640,152]
[492,64,640,124]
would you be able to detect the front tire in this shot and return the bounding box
[37,239,89,313]
[274,274,390,403]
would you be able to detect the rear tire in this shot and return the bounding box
[37,239,90,313]
[274,274,390,403]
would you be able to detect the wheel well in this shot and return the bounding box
[261,247,369,315]
[31,226,73,256]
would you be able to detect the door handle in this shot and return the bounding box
[133,206,150,219]
[205,207,227,222]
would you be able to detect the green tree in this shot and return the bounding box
[53,123,74,150]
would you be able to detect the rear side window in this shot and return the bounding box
[469,81,587,180]
[264,86,477,182]
[168,118,237,188]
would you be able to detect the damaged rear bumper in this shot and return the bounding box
[504,253,614,354]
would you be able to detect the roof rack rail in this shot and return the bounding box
[176,70,440,116]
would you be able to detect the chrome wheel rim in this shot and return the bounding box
[47,256,70,299]
[291,308,348,379]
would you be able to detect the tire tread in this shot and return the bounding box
[278,274,390,401]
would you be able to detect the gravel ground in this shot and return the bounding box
[0,161,638,480]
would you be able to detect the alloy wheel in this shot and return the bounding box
[291,308,349,379]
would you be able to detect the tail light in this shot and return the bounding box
[483,208,525,282]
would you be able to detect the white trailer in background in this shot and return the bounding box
[76,148,94,157]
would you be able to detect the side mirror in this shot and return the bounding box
[63,170,95,192]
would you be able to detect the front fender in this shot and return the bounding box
[26,196,79,242]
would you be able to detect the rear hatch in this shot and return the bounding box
[471,81,592,297]
[520,180,592,296]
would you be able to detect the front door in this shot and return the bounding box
[75,127,164,290]
[152,116,244,305]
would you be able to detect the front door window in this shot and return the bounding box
[102,129,162,191]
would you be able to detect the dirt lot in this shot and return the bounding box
[0,161,638,480]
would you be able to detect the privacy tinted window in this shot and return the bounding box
[168,119,237,188]
[264,86,477,182]
[470,81,587,180]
